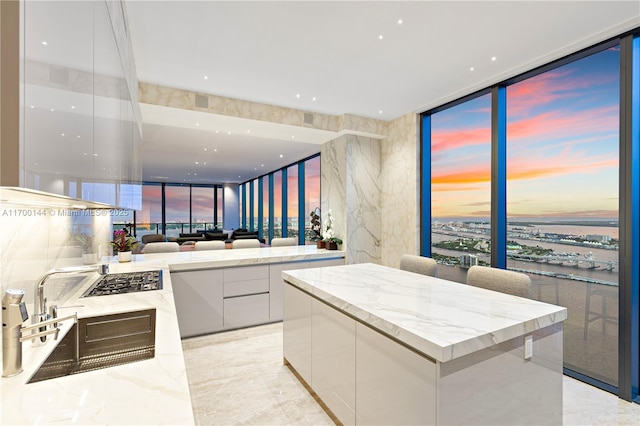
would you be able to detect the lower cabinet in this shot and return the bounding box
[223,293,270,329]
[312,299,356,425]
[283,282,312,384]
[171,258,345,338]
[283,283,437,425]
[356,323,436,425]
[171,269,224,337]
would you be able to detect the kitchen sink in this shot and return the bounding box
[27,308,156,383]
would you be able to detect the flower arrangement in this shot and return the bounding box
[322,209,343,246]
[111,230,138,253]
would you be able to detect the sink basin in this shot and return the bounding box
[27,309,156,383]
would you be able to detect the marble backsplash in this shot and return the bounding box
[0,205,113,305]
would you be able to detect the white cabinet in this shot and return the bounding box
[224,293,270,329]
[283,283,437,426]
[283,283,313,384]
[355,323,437,425]
[171,269,223,337]
[223,265,270,329]
[19,0,141,208]
[269,258,344,321]
[312,299,356,425]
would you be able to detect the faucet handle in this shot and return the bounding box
[49,305,58,328]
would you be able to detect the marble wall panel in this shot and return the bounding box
[380,112,419,268]
[346,136,381,265]
[0,207,112,305]
[321,135,381,265]
[321,137,347,253]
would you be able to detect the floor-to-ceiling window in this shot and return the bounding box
[137,183,162,238]
[421,33,640,399]
[287,164,299,239]
[506,47,620,387]
[164,185,190,238]
[192,186,215,232]
[273,171,283,239]
[216,186,223,229]
[252,178,259,232]
[304,156,321,243]
[431,93,492,283]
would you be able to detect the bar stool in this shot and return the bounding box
[583,282,617,339]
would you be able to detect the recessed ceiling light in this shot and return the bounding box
[491,56,497,61]
[227,131,231,135]
[215,130,219,134]
[470,67,475,71]
[195,123,199,126]
[77,135,80,138]
[214,149,218,152]
[254,168,257,170]
[60,133,64,136]
[378,34,384,40]
[280,154,283,158]
[41,41,48,46]
[194,173,197,176]
[204,75,208,80]
[203,162,207,165]
[397,18,403,24]
[247,129,250,133]
[312,97,317,101]
[29,105,34,109]
[83,152,87,156]
[379,110,383,114]
[204,147,207,151]
[195,161,199,165]
[93,153,98,157]
[50,108,54,112]
[291,135,295,139]
[296,94,300,98]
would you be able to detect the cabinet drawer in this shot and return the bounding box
[224,279,269,297]
[224,265,269,283]
[224,293,270,329]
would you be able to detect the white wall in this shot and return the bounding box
[223,183,240,230]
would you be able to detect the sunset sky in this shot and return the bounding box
[432,47,619,220]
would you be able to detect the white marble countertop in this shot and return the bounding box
[1,246,344,425]
[283,263,567,363]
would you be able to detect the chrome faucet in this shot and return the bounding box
[2,289,77,377]
[33,264,108,343]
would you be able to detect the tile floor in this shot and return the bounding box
[182,322,639,425]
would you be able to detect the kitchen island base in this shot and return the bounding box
[283,280,563,426]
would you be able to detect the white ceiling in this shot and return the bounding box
[125,0,640,184]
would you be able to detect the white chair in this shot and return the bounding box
[143,242,180,253]
[232,239,261,249]
[466,265,531,297]
[270,237,297,247]
[194,241,226,251]
[399,254,437,277]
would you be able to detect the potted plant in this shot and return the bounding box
[111,230,138,262]
[322,209,342,250]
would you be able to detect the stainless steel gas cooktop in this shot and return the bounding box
[82,270,163,297]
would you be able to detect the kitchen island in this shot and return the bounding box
[1,245,344,425]
[283,263,567,425]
